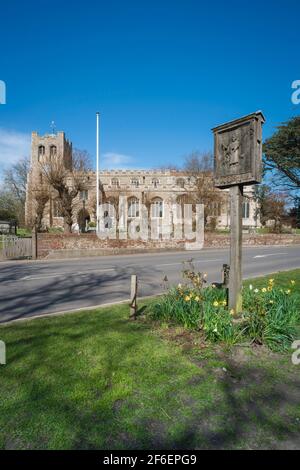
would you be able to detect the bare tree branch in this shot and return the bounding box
[39,149,91,232]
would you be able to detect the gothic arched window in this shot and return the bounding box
[38,145,45,161]
[152,178,159,188]
[242,201,250,219]
[151,197,163,218]
[131,178,139,188]
[128,197,140,218]
[50,145,57,157]
[111,178,119,188]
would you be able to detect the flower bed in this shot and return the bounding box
[151,266,299,352]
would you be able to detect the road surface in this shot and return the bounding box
[0,245,299,323]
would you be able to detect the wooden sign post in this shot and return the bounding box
[212,111,265,314]
[0,340,6,365]
[229,184,243,313]
[130,274,138,320]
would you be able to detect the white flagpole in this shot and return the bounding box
[96,112,100,232]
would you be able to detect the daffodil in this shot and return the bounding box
[213,327,218,333]
[184,296,191,302]
[213,301,219,307]
[195,296,200,302]
[269,278,274,284]
[269,300,274,304]
[230,309,235,315]
[254,288,259,293]
[211,284,216,289]
[249,284,253,290]
[222,300,227,306]
[261,288,267,293]
[291,280,295,285]
[285,289,291,295]
[178,283,182,289]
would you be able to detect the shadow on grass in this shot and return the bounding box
[0,307,299,450]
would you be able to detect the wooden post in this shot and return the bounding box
[130,274,138,319]
[0,340,6,365]
[222,263,230,306]
[229,185,243,314]
[32,226,38,260]
[222,263,230,287]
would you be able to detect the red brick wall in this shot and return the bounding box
[204,232,300,247]
[37,233,188,258]
[37,232,300,259]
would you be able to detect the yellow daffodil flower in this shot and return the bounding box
[213,301,219,307]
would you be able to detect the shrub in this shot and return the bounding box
[150,271,299,352]
[242,279,299,351]
[151,287,204,329]
[202,303,242,345]
[151,284,240,345]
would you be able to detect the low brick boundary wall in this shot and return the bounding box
[205,233,300,247]
[36,233,300,259]
[37,234,187,259]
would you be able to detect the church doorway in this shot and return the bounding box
[77,208,90,233]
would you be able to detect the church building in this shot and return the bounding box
[25,131,260,232]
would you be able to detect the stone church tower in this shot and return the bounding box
[25,131,72,227]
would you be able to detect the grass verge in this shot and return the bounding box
[0,270,299,449]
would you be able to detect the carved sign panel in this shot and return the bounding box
[212,111,265,188]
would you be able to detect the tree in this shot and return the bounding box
[183,151,223,227]
[184,151,213,173]
[0,188,23,223]
[255,185,287,233]
[31,184,50,231]
[39,149,91,233]
[3,156,30,225]
[286,197,300,228]
[263,116,300,192]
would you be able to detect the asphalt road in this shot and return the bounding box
[0,244,300,323]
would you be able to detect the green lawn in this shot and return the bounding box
[0,270,300,450]
[243,269,300,298]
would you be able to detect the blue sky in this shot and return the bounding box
[0,0,299,171]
